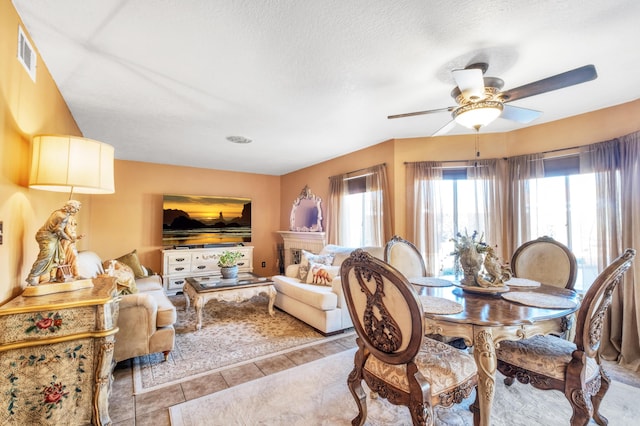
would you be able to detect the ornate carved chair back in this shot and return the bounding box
[511,236,578,289]
[342,248,423,364]
[340,249,479,425]
[384,235,427,280]
[574,248,636,358]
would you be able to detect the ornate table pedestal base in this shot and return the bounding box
[424,318,566,426]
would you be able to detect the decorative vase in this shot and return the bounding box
[220,265,238,279]
[458,246,483,286]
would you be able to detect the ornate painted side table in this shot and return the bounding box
[0,277,119,425]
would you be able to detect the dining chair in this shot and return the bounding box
[496,248,636,426]
[511,235,578,289]
[384,235,427,279]
[341,249,478,425]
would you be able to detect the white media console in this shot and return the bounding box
[161,246,254,294]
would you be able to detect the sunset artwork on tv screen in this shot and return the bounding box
[162,194,251,246]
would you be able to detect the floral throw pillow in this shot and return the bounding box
[305,263,340,286]
[298,250,334,282]
[103,260,138,295]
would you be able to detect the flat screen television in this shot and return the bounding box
[162,194,251,247]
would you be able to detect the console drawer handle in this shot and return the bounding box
[176,258,185,262]
[175,280,184,285]
[197,265,206,269]
[175,267,184,271]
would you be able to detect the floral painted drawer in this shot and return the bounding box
[0,278,119,425]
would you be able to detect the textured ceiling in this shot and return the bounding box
[12,0,640,175]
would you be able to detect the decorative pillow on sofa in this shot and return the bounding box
[115,249,147,278]
[306,263,340,286]
[298,250,334,282]
[103,260,138,295]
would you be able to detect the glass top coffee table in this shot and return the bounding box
[183,272,275,330]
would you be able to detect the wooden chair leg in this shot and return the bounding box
[162,350,170,361]
[347,366,367,426]
[408,399,430,426]
[592,372,611,426]
[567,387,592,426]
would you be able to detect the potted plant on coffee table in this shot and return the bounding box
[218,250,244,279]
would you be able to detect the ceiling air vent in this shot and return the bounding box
[17,25,37,82]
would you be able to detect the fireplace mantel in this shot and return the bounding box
[277,231,327,269]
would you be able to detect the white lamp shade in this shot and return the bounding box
[453,101,504,129]
[29,135,115,194]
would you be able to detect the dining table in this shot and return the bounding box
[413,279,580,426]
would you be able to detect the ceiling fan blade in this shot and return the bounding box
[501,64,597,103]
[500,104,543,124]
[432,119,456,137]
[387,107,453,119]
[452,68,485,100]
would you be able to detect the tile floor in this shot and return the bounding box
[108,334,358,425]
[108,336,640,426]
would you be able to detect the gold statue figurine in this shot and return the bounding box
[26,200,84,286]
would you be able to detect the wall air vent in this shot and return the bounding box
[17,25,37,82]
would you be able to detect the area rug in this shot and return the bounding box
[169,348,640,425]
[133,294,353,394]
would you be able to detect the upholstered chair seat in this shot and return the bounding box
[496,335,599,382]
[365,337,477,401]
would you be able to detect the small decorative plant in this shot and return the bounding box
[217,250,244,268]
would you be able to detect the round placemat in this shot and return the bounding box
[504,277,541,287]
[502,291,577,309]
[420,295,463,314]
[410,277,453,287]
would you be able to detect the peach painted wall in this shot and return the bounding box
[1,1,85,303]
[86,160,281,277]
[279,140,395,240]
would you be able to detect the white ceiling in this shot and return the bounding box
[12,0,640,175]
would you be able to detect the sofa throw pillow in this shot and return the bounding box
[298,250,334,282]
[115,249,147,278]
[306,263,340,286]
[103,260,138,295]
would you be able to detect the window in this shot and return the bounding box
[436,170,489,280]
[528,172,599,291]
[343,189,377,247]
[330,164,391,248]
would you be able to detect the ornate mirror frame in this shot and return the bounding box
[290,185,323,232]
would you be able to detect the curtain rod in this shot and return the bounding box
[404,143,592,166]
[329,162,386,179]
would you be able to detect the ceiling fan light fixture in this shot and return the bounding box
[453,100,504,130]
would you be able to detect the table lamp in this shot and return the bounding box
[25,135,115,296]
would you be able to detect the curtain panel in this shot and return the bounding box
[406,162,443,275]
[504,153,544,256]
[596,133,640,370]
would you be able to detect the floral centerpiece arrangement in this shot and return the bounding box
[218,250,244,278]
[451,230,489,286]
[450,230,511,287]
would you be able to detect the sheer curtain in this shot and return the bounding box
[593,133,640,370]
[326,175,347,245]
[406,162,443,275]
[467,159,507,259]
[326,164,392,247]
[505,153,544,256]
[366,164,393,246]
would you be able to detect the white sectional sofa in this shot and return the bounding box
[271,244,383,335]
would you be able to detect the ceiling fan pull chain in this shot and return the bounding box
[474,130,480,168]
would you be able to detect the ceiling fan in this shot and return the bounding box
[388,63,598,136]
